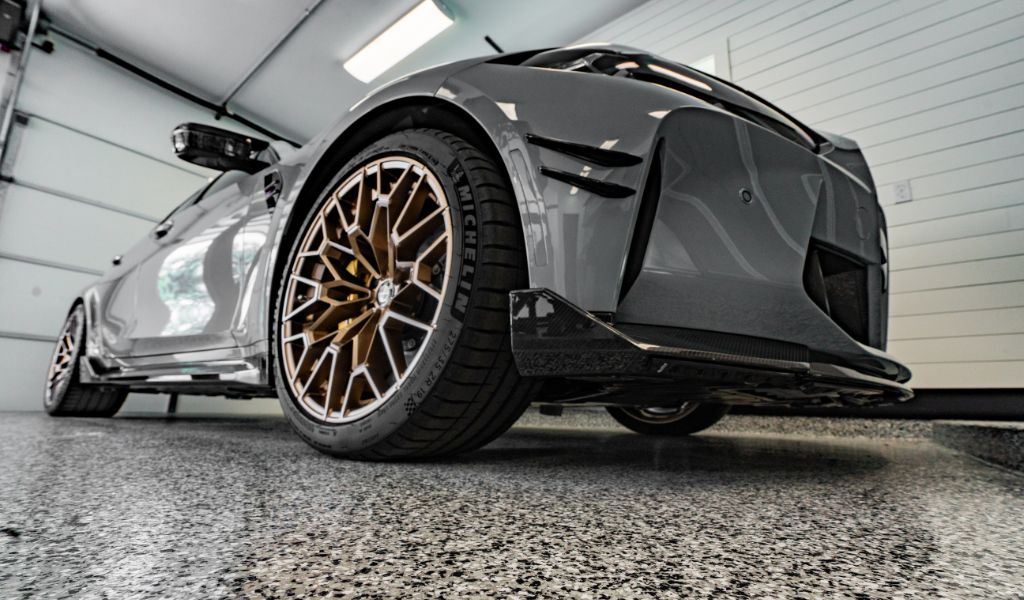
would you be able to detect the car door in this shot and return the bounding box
[96,182,211,357]
[115,170,255,356]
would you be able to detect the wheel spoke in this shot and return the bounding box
[378,320,407,380]
[394,206,446,262]
[384,309,434,332]
[367,200,392,278]
[347,228,381,279]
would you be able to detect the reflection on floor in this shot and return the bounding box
[0,412,1021,598]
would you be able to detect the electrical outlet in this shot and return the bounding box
[893,180,913,204]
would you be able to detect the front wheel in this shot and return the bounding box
[607,403,729,436]
[273,128,536,460]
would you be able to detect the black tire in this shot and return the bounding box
[273,128,537,460]
[44,304,127,417]
[607,403,729,436]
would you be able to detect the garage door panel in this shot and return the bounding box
[0,259,96,339]
[0,338,56,410]
[11,117,206,219]
[18,37,255,174]
[0,184,153,272]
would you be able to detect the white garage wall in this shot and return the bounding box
[0,33,279,414]
[580,0,1024,389]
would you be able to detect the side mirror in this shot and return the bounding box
[171,123,272,173]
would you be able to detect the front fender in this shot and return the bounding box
[438,62,704,312]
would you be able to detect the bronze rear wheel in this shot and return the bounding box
[44,304,127,417]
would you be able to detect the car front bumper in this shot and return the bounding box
[511,288,912,408]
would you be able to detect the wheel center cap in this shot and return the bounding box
[375,279,396,307]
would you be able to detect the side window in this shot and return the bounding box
[158,180,212,225]
[197,170,248,202]
[156,170,248,224]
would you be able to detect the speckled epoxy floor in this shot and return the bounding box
[1,412,1022,599]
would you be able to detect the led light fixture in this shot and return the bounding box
[344,0,454,83]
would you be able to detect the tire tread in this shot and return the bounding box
[349,129,537,460]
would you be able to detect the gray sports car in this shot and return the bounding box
[44,44,912,459]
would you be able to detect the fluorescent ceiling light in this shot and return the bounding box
[344,0,453,83]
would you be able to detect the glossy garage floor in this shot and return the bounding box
[1,412,1022,598]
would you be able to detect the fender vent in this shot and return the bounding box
[619,140,662,301]
[538,166,635,198]
[526,133,642,167]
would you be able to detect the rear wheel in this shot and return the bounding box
[44,304,127,417]
[273,129,536,460]
[607,403,729,436]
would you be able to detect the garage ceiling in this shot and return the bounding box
[42,0,644,141]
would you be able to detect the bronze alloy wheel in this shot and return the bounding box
[44,304,126,417]
[608,402,729,436]
[280,156,453,423]
[623,404,699,424]
[46,306,83,406]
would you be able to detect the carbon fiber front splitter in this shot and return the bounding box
[509,289,913,408]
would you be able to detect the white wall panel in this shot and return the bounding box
[891,230,1024,271]
[889,204,1024,249]
[904,362,1024,388]
[870,131,1024,186]
[730,0,888,69]
[890,334,1024,363]
[884,180,1023,227]
[890,282,1024,317]
[890,255,1024,294]
[863,107,1024,166]
[890,307,1024,340]
[848,83,1024,147]
[762,2,1019,100]
[811,59,1024,133]
[579,0,1024,387]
